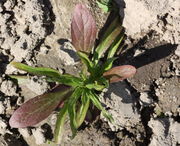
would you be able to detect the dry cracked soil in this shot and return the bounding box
[0,0,180,146]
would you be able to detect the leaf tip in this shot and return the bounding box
[9,115,22,128]
[10,61,22,70]
[103,65,137,83]
[10,61,17,66]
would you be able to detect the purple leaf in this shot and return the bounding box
[9,85,73,128]
[103,65,136,83]
[71,4,97,54]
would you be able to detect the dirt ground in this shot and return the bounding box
[0,0,179,146]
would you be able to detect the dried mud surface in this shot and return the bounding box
[0,0,179,146]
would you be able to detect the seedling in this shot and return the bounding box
[9,4,136,144]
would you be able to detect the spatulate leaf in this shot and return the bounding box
[9,85,73,128]
[71,4,97,54]
[103,65,136,83]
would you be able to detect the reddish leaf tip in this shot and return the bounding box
[9,115,23,128]
[9,85,72,128]
[103,65,136,83]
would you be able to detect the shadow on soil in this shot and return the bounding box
[123,44,177,68]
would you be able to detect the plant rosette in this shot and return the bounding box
[9,4,136,144]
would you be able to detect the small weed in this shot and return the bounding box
[9,4,136,144]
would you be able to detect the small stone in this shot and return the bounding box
[0,101,5,114]
[39,46,49,54]
[175,45,180,57]
[139,92,153,106]
[32,128,46,145]
[50,114,57,125]
[3,13,11,20]
[0,80,18,96]
[164,111,173,117]
[0,3,3,13]
[19,128,31,138]
[0,118,7,135]
[4,0,15,10]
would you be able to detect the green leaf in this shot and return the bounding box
[88,91,113,122]
[11,62,83,87]
[77,51,94,73]
[101,57,117,73]
[76,90,90,128]
[85,83,105,91]
[94,27,121,61]
[68,87,83,138]
[101,16,120,40]
[107,33,124,59]
[97,1,110,12]
[85,76,109,91]
[97,77,109,88]
[11,62,61,78]
[54,102,68,144]
[93,16,122,63]
[50,74,83,87]
[97,0,114,12]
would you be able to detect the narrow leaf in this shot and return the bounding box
[68,87,82,138]
[54,102,68,144]
[11,62,83,87]
[76,91,90,128]
[100,16,120,41]
[85,76,109,91]
[93,16,122,63]
[9,85,73,128]
[95,26,122,61]
[103,65,136,83]
[96,77,109,88]
[49,74,83,87]
[88,91,113,122]
[11,62,61,78]
[101,57,117,73]
[97,0,113,12]
[77,51,93,73]
[85,83,105,91]
[71,4,97,54]
[107,33,124,59]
